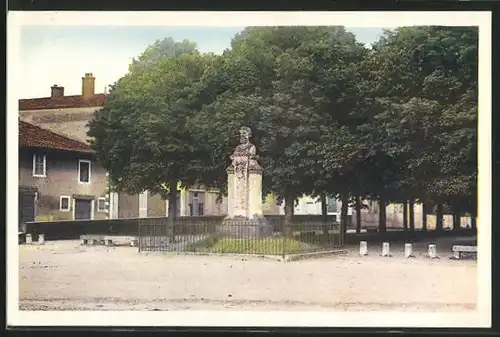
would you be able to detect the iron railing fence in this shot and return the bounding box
[138,217,344,256]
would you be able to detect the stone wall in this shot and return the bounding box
[117,192,139,219]
[147,193,167,217]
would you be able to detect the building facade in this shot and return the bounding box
[18,73,231,219]
[19,121,108,223]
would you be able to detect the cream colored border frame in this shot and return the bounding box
[6,11,492,328]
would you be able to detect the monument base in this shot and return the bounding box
[217,215,274,238]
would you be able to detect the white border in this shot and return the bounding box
[77,159,91,184]
[32,153,46,178]
[7,11,492,328]
[59,195,71,212]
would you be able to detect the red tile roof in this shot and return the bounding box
[19,94,107,111]
[19,121,93,153]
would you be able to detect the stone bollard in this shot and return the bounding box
[38,234,45,245]
[381,242,390,257]
[428,244,438,259]
[359,241,368,256]
[404,243,414,258]
[25,234,32,244]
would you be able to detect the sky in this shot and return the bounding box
[19,26,386,99]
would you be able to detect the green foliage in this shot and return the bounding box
[87,38,216,204]
[361,26,478,215]
[88,27,478,227]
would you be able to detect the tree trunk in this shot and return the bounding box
[402,200,408,231]
[283,195,294,237]
[436,203,444,232]
[167,180,178,241]
[378,196,387,235]
[422,202,427,232]
[167,181,178,220]
[340,193,349,246]
[453,211,461,231]
[355,196,362,233]
[320,192,328,238]
[409,198,415,232]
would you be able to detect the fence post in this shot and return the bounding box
[428,243,438,259]
[381,242,390,257]
[359,241,368,256]
[281,218,286,259]
[137,218,141,253]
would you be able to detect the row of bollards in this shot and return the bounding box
[24,234,45,245]
[359,241,438,259]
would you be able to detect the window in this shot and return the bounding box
[60,196,70,212]
[97,197,107,212]
[32,154,46,177]
[326,197,338,213]
[78,160,91,183]
[188,191,205,216]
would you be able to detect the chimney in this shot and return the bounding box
[82,73,95,99]
[50,85,64,98]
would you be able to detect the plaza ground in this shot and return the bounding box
[18,237,477,311]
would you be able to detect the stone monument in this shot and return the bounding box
[217,126,273,238]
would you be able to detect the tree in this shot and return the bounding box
[361,27,478,231]
[193,27,368,236]
[128,37,198,73]
[88,39,216,219]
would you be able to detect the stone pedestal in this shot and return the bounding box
[221,126,274,238]
[217,215,273,238]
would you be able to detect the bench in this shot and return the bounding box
[451,237,477,260]
[80,235,138,247]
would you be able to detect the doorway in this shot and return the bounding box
[74,199,92,220]
[19,190,36,231]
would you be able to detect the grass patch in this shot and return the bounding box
[184,236,308,255]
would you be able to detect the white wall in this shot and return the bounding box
[294,195,322,215]
[277,195,354,216]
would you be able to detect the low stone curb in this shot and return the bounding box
[139,249,349,262]
[284,249,348,262]
[139,251,284,261]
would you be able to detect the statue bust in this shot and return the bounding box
[232,126,256,158]
[227,126,262,174]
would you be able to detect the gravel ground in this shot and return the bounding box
[18,236,477,312]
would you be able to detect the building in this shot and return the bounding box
[19,74,107,144]
[356,200,472,229]
[18,73,229,219]
[290,195,353,217]
[18,121,108,223]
